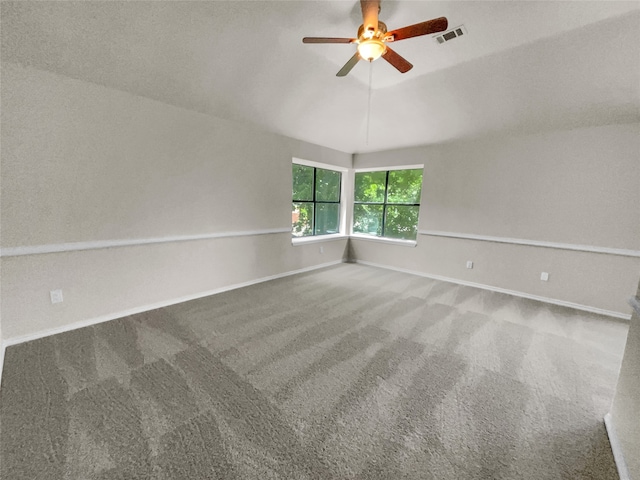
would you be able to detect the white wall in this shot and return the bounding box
[610,280,640,478]
[351,124,640,315]
[0,63,350,340]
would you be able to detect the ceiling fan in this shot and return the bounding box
[303,0,448,77]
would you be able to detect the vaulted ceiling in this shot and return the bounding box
[2,1,639,153]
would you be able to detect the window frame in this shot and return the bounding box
[292,158,348,243]
[351,165,424,243]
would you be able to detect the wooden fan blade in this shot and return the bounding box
[337,52,361,77]
[303,37,356,44]
[387,17,448,42]
[382,46,413,73]
[360,0,379,35]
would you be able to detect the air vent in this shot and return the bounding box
[435,25,467,44]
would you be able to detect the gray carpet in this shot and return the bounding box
[0,263,629,479]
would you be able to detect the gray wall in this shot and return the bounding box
[2,62,639,339]
[352,124,640,315]
[0,63,350,340]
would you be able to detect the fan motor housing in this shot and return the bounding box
[358,21,387,41]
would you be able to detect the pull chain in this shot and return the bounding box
[366,60,373,145]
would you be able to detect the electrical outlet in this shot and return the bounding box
[50,289,64,304]
[540,272,549,282]
[466,261,473,269]
[320,246,324,254]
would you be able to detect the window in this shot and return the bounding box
[353,168,423,240]
[292,163,342,237]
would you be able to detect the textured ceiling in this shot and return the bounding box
[2,1,639,153]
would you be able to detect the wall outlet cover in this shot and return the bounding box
[540,272,549,281]
[466,261,473,269]
[50,289,64,304]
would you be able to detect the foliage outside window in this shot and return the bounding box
[353,168,423,240]
[292,164,341,237]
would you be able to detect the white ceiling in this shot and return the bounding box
[2,1,639,153]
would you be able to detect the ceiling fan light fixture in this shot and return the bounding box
[302,1,448,76]
[357,39,386,62]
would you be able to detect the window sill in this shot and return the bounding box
[291,234,348,246]
[350,234,417,247]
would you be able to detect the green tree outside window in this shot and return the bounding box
[292,164,341,237]
[353,168,422,240]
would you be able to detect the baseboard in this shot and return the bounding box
[604,413,631,480]
[354,260,632,320]
[1,260,344,350]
